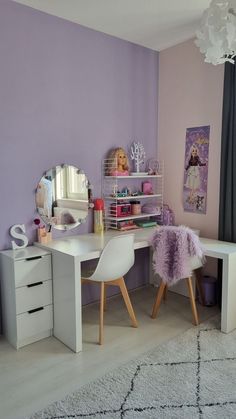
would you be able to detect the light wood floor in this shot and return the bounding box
[0,285,219,419]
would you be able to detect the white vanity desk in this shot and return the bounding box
[35,229,151,353]
[36,229,236,353]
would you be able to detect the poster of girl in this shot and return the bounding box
[183,126,210,213]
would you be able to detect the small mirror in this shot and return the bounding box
[35,164,89,230]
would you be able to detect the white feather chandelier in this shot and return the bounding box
[195,0,236,65]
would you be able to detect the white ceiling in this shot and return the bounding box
[12,0,210,51]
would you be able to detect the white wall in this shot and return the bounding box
[158,39,224,239]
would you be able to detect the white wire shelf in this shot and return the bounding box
[102,158,164,229]
[105,213,160,222]
[103,194,162,201]
[104,174,162,179]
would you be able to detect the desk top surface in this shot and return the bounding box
[35,228,236,260]
[200,237,236,258]
[35,228,153,260]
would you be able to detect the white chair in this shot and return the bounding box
[81,234,138,344]
[150,226,205,325]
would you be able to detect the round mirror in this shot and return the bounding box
[35,164,89,230]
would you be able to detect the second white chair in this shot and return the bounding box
[150,226,205,326]
[81,234,138,345]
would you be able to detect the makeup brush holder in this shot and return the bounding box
[37,228,52,243]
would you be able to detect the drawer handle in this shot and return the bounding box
[28,307,44,314]
[25,256,42,261]
[27,281,43,288]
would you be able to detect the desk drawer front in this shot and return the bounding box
[15,280,52,315]
[16,304,53,341]
[14,255,51,287]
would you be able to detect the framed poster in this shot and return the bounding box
[183,125,210,214]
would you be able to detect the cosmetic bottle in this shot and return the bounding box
[94,199,104,234]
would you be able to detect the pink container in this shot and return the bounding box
[142,181,153,195]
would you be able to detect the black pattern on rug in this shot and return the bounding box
[29,318,236,419]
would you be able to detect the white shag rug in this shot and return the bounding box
[28,316,236,419]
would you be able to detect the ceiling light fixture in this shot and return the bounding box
[195,0,236,65]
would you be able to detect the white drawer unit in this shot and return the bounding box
[14,254,51,287]
[0,246,53,349]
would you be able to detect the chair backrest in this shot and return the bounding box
[190,255,203,271]
[89,234,135,282]
[150,225,204,285]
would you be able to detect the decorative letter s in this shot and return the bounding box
[10,224,29,249]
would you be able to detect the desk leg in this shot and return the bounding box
[52,251,82,353]
[221,254,236,333]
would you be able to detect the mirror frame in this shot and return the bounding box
[35,164,91,231]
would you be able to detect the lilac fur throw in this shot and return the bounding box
[150,225,204,285]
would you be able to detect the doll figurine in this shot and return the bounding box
[107,147,129,176]
[185,143,206,204]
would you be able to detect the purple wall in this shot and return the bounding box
[0,1,158,302]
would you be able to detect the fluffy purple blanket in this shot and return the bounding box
[150,225,204,285]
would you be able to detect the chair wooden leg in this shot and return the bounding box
[99,282,105,345]
[186,277,199,326]
[118,278,138,328]
[151,281,166,319]
[103,283,107,311]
